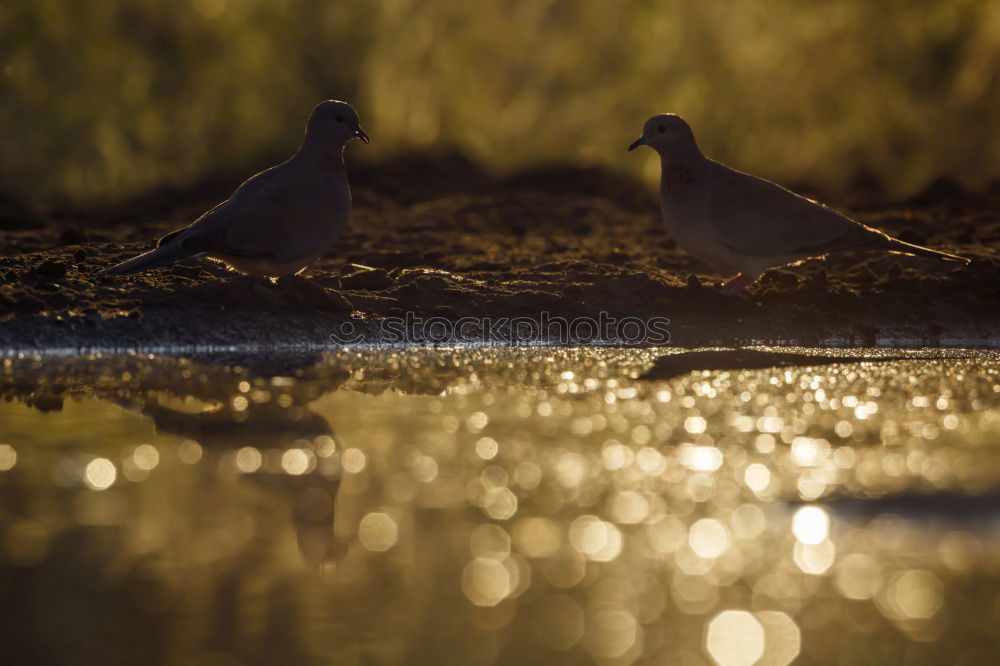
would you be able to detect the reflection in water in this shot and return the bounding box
[106,362,348,570]
[0,348,998,665]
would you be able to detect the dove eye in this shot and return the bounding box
[334,114,344,123]
[657,125,666,133]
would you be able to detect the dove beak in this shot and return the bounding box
[354,127,370,144]
[627,137,645,152]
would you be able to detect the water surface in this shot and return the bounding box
[1,348,998,665]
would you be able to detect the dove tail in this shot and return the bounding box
[885,238,971,265]
[99,243,203,276]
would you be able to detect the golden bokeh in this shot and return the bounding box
[0,348,997,664]
[4,2,1000,202]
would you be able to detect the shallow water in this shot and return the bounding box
[1,348,998,666]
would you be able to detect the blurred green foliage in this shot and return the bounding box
[2,0,1000,202]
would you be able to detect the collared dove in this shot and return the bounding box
[100,100,368,278]
[628,114,969,293]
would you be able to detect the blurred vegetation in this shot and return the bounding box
[2,0,1000,203]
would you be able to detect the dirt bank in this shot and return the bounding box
[1,155,998,352]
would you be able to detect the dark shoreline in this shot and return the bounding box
[2,157,998,354]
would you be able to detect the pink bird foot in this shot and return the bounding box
[722,273,754,295]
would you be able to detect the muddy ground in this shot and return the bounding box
[1,155,998,352]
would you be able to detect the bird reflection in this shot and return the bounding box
[2,347,999,666]
[113,392,334,448]
[108,365,350,569]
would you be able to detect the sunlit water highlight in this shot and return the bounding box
[0,348,998,665]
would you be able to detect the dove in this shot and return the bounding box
[100,100,368,279]
[628,114,969,294]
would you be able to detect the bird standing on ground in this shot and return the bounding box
[628,114,969,294]
[100,100,369,278]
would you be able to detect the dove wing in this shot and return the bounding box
[707,167,871,257]
[180,163,347,262]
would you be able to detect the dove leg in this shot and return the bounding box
[722,273,754,295]
[276,273,326,295]
[275,274,353,310]
[243,274,272,287]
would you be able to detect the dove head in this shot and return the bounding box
[304,100,369,150]
[628,114,701,160]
